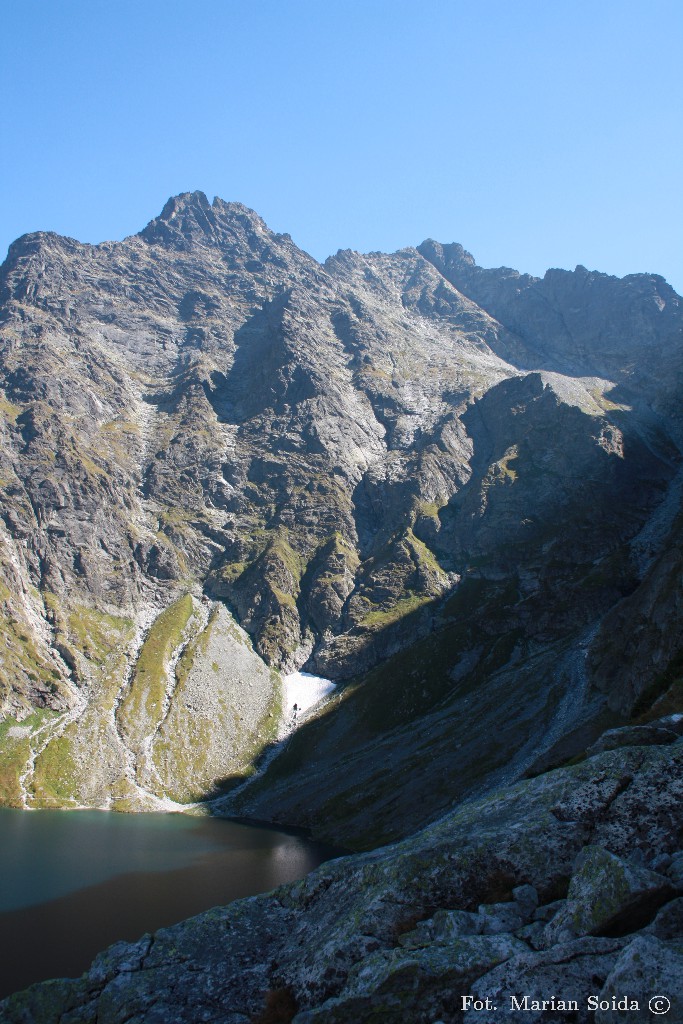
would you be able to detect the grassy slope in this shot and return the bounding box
[116,594,194,752]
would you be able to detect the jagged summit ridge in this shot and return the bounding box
[0,193,682,838]
[139,190,273,250]
[5,190,680,294]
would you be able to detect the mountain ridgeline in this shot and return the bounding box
[0,191,682,844]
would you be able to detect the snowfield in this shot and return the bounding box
[281,671,337,736]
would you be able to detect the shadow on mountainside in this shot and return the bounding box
[196,578,619,851]
[198,436,683,852]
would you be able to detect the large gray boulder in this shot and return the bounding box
[464,937,627,1023]
[587,721,681,755]
[294,935,527,1024]
[595,935,683,1023]
[544,846,676,944]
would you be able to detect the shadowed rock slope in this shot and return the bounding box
[0,191,682,829]
[2,729,682,1022]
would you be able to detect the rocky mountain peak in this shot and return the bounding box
[156,189,214,221]
[139,191,273,253]
[417,238,477,271]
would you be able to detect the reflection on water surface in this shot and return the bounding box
[0,808,342,999]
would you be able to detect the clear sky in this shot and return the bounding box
[2,0,682,292]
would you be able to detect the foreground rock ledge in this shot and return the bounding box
[1,741,681,1024]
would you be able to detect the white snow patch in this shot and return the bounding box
[281,671,336,736]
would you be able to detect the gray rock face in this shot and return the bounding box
[595,935,683,1023]
[465,937,627,1024]
[1,191,682,833]
[668,853,683,889]
[587,721,681,755]
[295,935,529,1024]
[649,897,683,940]
[543,846,675,944]
[142,603,281,803]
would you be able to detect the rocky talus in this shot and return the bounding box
[0,191,682,836]
[2,724,682,1022]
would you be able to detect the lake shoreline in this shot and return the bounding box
[0,807,341,999]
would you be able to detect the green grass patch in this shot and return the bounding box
[268,532,305,581]
[216,561,249,583]
[415,499,446,521]
[361,592,431,629]
[0,395,22,423]
[68,605,134,667]
[404,528,447,581]
[496,447,519,481]
[31,733,79,804]
[0,710,59,806]
[100,417,141,436]
[117,594,194,746]
[271,585,298,611]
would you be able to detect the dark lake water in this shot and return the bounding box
[0,808,343,1000]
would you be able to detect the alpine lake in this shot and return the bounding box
[0,807,342,999]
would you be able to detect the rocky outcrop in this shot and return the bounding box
[542,846,676,943]
[417,239,683,410]
[2,738,681,1022]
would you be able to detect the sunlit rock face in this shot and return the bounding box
[0,191,681,825]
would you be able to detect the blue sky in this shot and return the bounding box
[2,0,681,291]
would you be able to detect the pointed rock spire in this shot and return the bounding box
[140,192,271,252]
